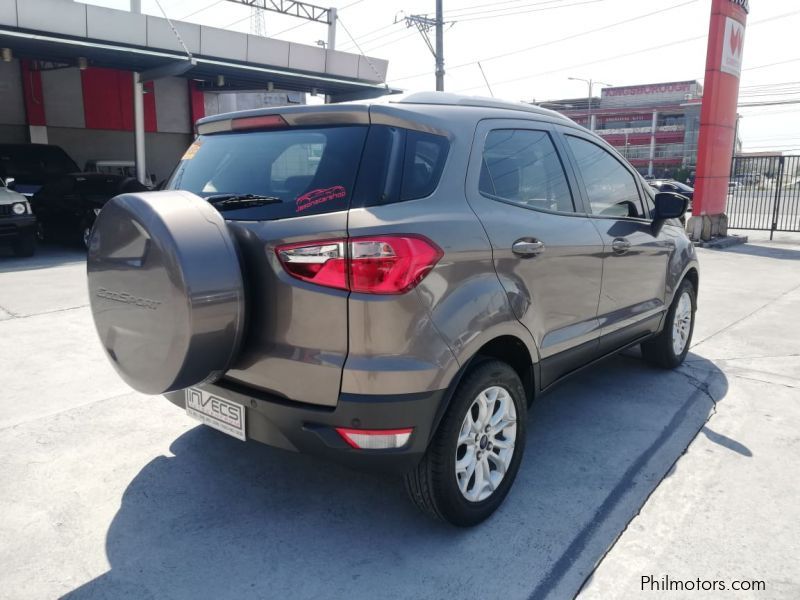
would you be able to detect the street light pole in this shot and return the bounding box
[568,77,612,131]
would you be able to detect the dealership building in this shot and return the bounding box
[541,81,727,180]
[0,0,392,184]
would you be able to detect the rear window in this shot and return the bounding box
[168,126,368,220]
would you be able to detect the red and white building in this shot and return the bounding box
[541,81,720,179]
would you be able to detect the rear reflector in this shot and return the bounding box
[336,428,413,450]
[275,235,442,295]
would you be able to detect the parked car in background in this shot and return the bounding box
[0,176,36,257]
[86,93,698,526]
[0,143,80,197]
[649,179,694,208]
[31,173,147,248]
[84,160,136,178]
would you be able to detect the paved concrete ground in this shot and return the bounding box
[580,231,800,599]
[0,233,798,600]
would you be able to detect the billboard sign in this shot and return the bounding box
[721,17,745,77]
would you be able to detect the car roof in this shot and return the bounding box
[197,91,572,127]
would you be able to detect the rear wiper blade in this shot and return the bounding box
[206,194,283,209]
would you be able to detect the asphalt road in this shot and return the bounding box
[0,236,798,600]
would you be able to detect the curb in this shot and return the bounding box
[692,234,748,249]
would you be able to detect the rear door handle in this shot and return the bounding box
[611,238,631,254]
[512,239,545,257]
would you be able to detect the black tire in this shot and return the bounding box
[80,214,96,249]
[35,222,46,243]
[404,360,527,527]
[12,231,35,257]
[641,278,696,369]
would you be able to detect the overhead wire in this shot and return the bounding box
[451,8,800,93]
[389,0,699,83]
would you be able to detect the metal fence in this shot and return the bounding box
[727,155,800,237]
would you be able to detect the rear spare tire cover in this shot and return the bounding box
[87,191,245,395]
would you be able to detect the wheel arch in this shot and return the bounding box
[439,334,536,422]
[684,266,699,300]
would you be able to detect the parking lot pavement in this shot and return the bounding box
[579,235,800,599]
[0,237,798,600]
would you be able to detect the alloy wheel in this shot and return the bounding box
[672,291,692,355]
[455,385,518,502]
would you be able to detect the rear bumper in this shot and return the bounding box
[0,215,36,240]
[164,381,448,474]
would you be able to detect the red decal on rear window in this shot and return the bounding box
[296,186,346,212]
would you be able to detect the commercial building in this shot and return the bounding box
[541,81,730,180]
[0,0,393,183]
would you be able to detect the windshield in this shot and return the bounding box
[0,145,79,180]
[673,181,693,192]
[168,126,369,220]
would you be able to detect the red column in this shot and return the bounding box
[188,80,205,132]
[692,0,749,223]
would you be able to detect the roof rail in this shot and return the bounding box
[391,92,566,119]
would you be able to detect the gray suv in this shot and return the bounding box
[87,93,698,526]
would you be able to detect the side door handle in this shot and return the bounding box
[611,238,631,254]
[512,239,545,257]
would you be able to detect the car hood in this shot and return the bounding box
[0,186,28,205]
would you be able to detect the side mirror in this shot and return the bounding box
[4,177,15,189]
[653,192,688,221]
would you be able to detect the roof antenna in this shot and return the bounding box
[477,62,494,98]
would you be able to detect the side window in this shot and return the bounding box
[479,129,575,213]
[565,135,645,219]
[401,130,449,201]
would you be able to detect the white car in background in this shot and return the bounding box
[0,177,36,257]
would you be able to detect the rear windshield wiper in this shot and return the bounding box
[205,194,283,210]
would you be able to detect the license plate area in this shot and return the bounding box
[186,387,246,441]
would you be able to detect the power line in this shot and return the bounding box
[179,0,225,20]
[453,8,800,94]
[360,30,419,54]
[337,15,387,84]
[341,1,575,51]
[338,22,403,51]
[443,0,571,16]
[743,57,800,73]
[447,0,605,22]
[389,0,699,84]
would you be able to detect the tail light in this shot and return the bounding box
[276,235,442,295]
[336,427,413,450]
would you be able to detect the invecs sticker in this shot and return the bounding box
[182,140,202,161]
[296,186,346,212]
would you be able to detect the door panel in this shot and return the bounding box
[559,131,671,352]
[465,120,605,388]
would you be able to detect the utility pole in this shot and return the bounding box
[404,3,447,91]
[435,0,444,91]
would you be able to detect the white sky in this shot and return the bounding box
[88,0,800,152]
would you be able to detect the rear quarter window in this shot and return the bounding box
[352,126,449,208]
